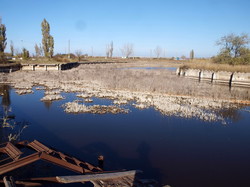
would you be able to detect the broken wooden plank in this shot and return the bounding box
[56,170,141,184]
[28,140,53,153]
[0,153,40,175]
[4,143,22,160]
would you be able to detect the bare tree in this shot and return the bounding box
[216,33,250,58]
[106,44,110,58]
[34,43,41,57]
[154,46,162,58]
[181,55,186,60]
[15,48,21,58]
[75,50,82,61]
[106,41,114,58]
[121,43,134,58]
[109,41,113,58]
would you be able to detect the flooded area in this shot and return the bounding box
[1,63,250,187]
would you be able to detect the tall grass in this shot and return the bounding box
[182,59,250,72]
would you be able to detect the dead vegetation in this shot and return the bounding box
[5,61,250,101]
[182,59,250,73]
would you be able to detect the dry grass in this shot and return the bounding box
[3,61,250,101]
[182,59,250,72]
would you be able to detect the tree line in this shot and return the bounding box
[0,17,249,64]
[0,18,54,61]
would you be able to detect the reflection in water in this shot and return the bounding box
[230,86,250,100]
[0,84,11,107]
[0,84,28,143]
[43,100,52,109]
[218,108,242,122]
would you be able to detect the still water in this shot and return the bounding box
[1,85,250,187]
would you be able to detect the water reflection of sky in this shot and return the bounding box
[1,85,250,187]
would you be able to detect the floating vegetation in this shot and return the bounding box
[63,101,129,114]
[44,89,61,95]
[133,103,150,109]
[113,99,128,105]
[76,93,93,98]
[15,89,34,95]
[84,98,93,103]
[41,94,64,101]
[35,86,45,90]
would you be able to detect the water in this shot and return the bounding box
[1,85,250,187]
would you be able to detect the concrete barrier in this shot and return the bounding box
[232,72,250,87]
[184,69,201,80]
[176,67,180,75]
[21,62,78,71]
[21,64,35,71]
[35,65,47,71]
[179,68,185,76]
[200,70,213,82]
[177,68,250,88]
[45,64,60,71]
[213,71,233,85]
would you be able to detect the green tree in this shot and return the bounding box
[190,49,194,60]
[41,19,54,58]
[22,48,29,59]
[48,35,54,58]
[0,22,7,53]
[10,41,14,57]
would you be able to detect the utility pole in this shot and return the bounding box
[91,46,93,57]
[68,40,70,59]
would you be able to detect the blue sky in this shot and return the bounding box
[1,0,250,57]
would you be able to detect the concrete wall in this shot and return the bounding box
[200,70,213,82]
[232,72,250,87]
[35,65,47,71]
[177,68,250,87]
[213,71,233,85]
[22,65,35,71]
[184,69,201,80]
[46,65,60,71]
[21,62,78,71]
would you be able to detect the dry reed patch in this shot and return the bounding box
[182,59,250,72]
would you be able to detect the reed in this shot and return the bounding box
[182,59,250,72]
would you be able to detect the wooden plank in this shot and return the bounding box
[56,170,141,184]
[5,143,22,160]
[0,153,40,175]
[28,140,53,153]
[40,152,84,173]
